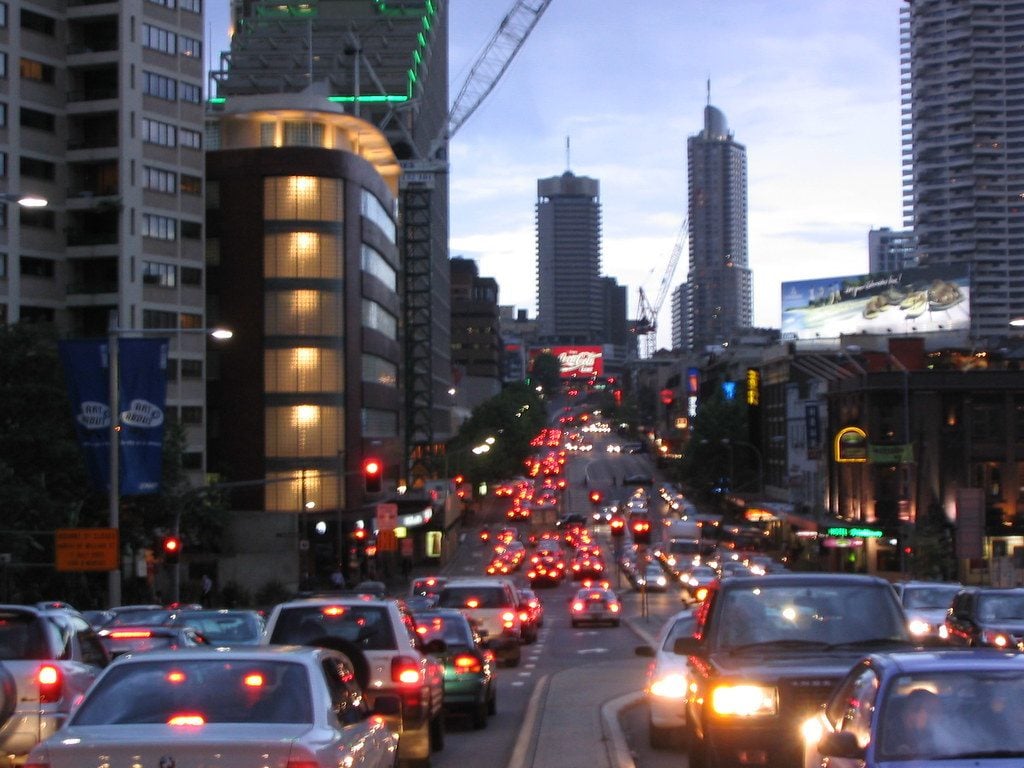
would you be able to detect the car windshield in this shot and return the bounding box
[108,609,172,627]
[902,586,960,610]
[413,614,474,648]
[268,605,396,650]
[71,659,312,725]
[978,594,1024,621]
[877,670,1024,760]
[715,583,908,649]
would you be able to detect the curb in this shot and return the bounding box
[602,692,644,768]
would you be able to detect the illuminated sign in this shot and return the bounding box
[826,526,884,539]
[687,367,700,395]
[722,381,736,400]
[746,368,760,406]
[781,263,970,340]
[834,426,868,463]
[530,346,604,378]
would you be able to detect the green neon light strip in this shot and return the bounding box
[208,97,227,104]
[327,94,409,103]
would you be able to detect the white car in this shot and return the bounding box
[635,608,698,748]
[24,646,398,768]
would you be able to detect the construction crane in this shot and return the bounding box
[633,215,688,358]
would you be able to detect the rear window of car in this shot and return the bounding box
[0,611,53,660]
[412,614,475,648]
[269,605,397,650]
[71,659,312,725]
[437,586,509,610]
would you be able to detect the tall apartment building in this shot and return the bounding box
[670,282,690,351]
[686,103,752,351]
[536,170,604,343]
[1,0,209,471]
[869,227,917,273]
[901,0,1024,340]
[208,0,451,486]
[449,256,501,410]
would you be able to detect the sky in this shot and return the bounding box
[207,1,906,349]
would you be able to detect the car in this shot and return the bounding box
[569,586,622,627]
[945,586,1024,648]
[409,575,449,606]
[635,608,699,749]
[167,609,266,645]
[570,553,606,581]
[105,605,176,627]
[636,562,670,592]
[675,573,915,768]
[0,604,110,762]
[518,587,545,628]
[623,473,653,486]
[261,596,445,766]
[24,646,398,768]
[98,624,210,657]
[527,554,566,587]
[890,580,961,639]
[410,607,496,728]
[804,650,1024,768]
[435,578,523,667]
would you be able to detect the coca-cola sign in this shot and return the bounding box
[531,346,604,378]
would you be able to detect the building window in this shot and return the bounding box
[0,53,6,79]
[0,204,7,228]
[180,174,201,195]
[264,290,341,336]
[181,359,202,378]
[146,0,176,9]
[180,406,203,424]
[143,71,176,101]
[180,128,201,150]
[259,123,275,147]
[205,237,220,266]
[362,354,397,388]
[265,405,341,458]
[0,254,6,278]
[20,58,55,84]
[361,243,396,291]
[20,208,55,229]
[20,256,55,278]
[180,220,201,239]
[20,8,55,35]
[264,231,342,279]
[265,347,343,392]
[20,107,56,132]
[143,166,176,194]
[362,299,397,340]
[0,4,7,27]
[179,0,200,13]
[20,156,55,180]
[179,35,201,58]
[179,82,201,104]
[0,104,6,127]
[361,189,396,244]
[142,214,176,240]
[362,408,398,439]
[142,260,177,287]
[142,24,176,55]
[0,152,5,176]
[282,121,325,147]
[263,177,342,222]
[142,117,177,147]
[143,309,177,329]
[181,266,202,286]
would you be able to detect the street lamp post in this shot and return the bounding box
[106,315,232,607]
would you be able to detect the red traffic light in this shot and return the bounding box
[163,536,180,553]
[363,457,383,493]
[589,490,603,505]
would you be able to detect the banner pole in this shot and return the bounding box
[108,319,122,608]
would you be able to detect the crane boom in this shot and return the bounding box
[634,215,688,357]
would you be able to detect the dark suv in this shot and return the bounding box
[945,586,1024,648]
[675,574,914,768]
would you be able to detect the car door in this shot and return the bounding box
[320,653,395,767]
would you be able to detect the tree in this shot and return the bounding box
[676,390,749,503]
[530,352,561,395]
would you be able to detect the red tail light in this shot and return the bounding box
[285,761,319,768]
[109,630,153,639]
[392,655,422,686]
[518,610,530,622]
[37,664,62,704]
[452,653,482,674]
[24,761,49,768]
[572,601,585,612]
[501,610,516,628]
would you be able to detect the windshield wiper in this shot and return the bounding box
[724,639,831,654]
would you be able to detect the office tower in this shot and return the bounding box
[686,103,752,351]
[671,282,691,351]
[0,1,208,474]
[869,227,917,273]
[601,276,630,353]
[536,171,604,343]
[901,0,1024,339]
[209,0,451,484]
[450,257,501,407]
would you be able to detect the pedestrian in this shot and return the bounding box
[330,566,346,591]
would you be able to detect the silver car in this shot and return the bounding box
[635,608,698,748]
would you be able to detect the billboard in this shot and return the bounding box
[781,264,970,339]
[530,346,604,378]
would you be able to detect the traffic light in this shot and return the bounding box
[609,516,626,537]
[162,535,181,564]
[589,490,603,506]
[363,457,383,494]
[630,517,652,545]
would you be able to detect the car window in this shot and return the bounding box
[71,659,313,725]
[437,586,508,609]
[662,614,697,652]
[270,605,397,650]
[70,616,109,667]
[902,587,959,610]
[414,614,475,648]
[320,657,368,725]
[0,612,52,660]
[827,664,879,744]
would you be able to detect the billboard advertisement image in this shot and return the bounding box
[530,346,604,378]
[781,263,970,339]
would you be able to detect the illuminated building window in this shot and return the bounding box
[362,299,397,340]
[264,469,340,513]
[265,290,341,336]
[283,121,325,147]
[265,347,343,392]
[362,353,397,388]
[263,176,342,222]
[265,405,341,458]
[361,243,396,290]
[264,231,342,278]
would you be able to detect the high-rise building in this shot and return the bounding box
[671,282,691,351]
[686,103,752,351]
[0,0,209,474]
[450,257,501,408]
[536,171,604,343]
[901,0,1024,340]
[869,227,917,273]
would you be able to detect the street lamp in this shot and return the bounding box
[107,317,232,607]
[1,193,48,207]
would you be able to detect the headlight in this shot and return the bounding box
[938,624,949,639]
[981,629,1010,647]
[801,716,824,745]
[711,684,778,717]
[650,672,688,699]
[908,619,931,636]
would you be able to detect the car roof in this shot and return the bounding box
[274,596,394,607]
[108,644,328,664]
[718,573,894,588]
[870,649,1024,674]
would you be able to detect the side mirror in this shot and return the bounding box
[672,636,702,655]
[634,645,655,658]
[371,694,401,716]
[817,731,864,760]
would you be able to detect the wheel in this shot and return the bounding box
[487,690,497,715]
[649,720,677,750]
[429,712,445,752]
[472,698,488,730]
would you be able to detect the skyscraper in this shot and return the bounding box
[536,171,604,343]
[869,227,917,274]
[901,0,1024,340]
[686,103,752,351]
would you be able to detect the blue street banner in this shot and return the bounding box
[59,338,169,495]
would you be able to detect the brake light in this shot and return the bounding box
[166,671,186,684]
[37,665,62,703]
[286,762,319,768]
[518,610,530,622]
[392,655,422,686]
[109,630,153,639]
[243,673,265,687]
[167,714,205,726]
[609,603,621,613]
[322,606,346,616]
[501,610,516,628]
[452,653,482,674]
[572,601,585,612]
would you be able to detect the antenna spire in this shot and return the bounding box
[565,135,571,171]
[706,77,711,106]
